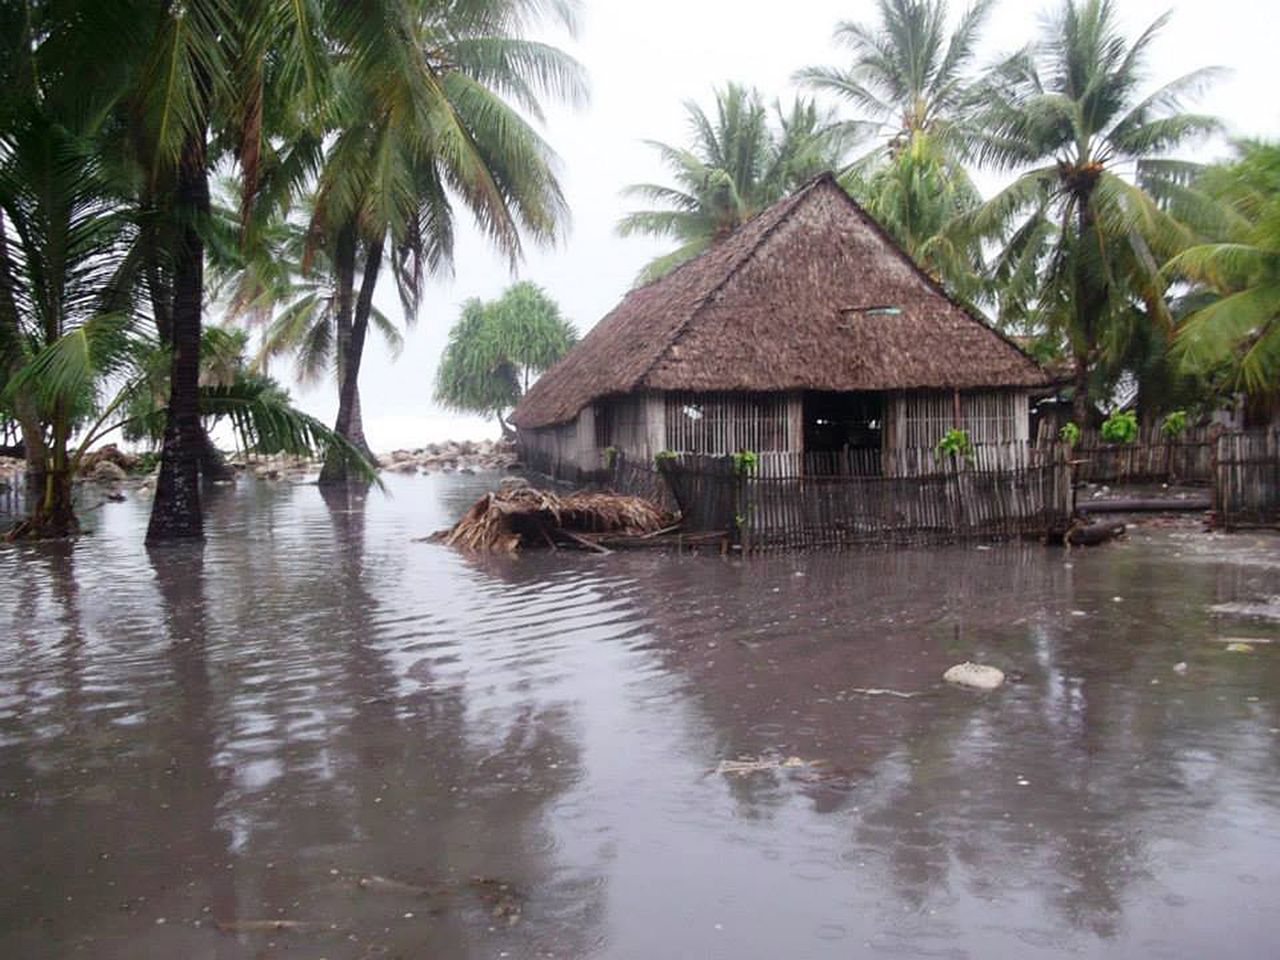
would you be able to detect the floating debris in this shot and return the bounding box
[1226,643,1256,653]
[431,486,674,553]
[469,877,524,926]
[357,874,442,897]
[714,756,809,776]
[847,687,923,699]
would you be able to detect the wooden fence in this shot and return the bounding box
[580,430,1279,548]
[1214,430,1280,529]
[609,450,1074,551]
[1037,424,1216,485]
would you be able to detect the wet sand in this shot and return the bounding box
[1,474,1278,958]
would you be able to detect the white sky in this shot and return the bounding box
[274,0,1280,450]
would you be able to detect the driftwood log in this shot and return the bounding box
[1064,520,1126,547]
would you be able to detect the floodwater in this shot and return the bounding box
[2,474,1280,960]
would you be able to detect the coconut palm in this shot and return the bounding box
[618,83,852,283]
[968,0,1220,422]
[100,0,343,541]
[0,5,143,537]
[435,281,576,435]
[205,201,402,458]
[1168,141,1280,397]
[796,0,992,293]
[295,0,586,485]
[0,0,376,538]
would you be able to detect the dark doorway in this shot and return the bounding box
[803,391,884,475]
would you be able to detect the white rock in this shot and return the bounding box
[1173,661,1188,674]
[943,662,1005,691]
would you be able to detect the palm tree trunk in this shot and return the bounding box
[9,415,78,540]
[1071,190,1106,427]
[320,237,384,486]
[143,205,231,484]
[1071,352,1092,426]
[346,384,374,461]
[147,130,208,543]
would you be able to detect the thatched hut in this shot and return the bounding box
[511,173,1048,479]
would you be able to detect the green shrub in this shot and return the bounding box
[1058,422,1081,445]
[935,428,974,461]
[1161,410,1188,438]
[1100,410,1139,444]
[730,449,758,476]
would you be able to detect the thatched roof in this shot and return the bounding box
[512,173,1047,430]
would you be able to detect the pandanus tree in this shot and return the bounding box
[1167,141,1280,400]
[435,281,576,436]
[618,83,851,283]
[967,0,1220,422]
[295,0,586,486]
[796,0,993,297]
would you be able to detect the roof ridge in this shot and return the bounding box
[637,175,833,387]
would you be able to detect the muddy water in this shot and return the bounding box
[2,475,1279,959]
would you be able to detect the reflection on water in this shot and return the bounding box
[1,475,1279,958]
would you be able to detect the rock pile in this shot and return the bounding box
[79,444,141,476]
[378,439,516,475]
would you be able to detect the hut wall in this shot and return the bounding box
[593,393,655,463]
[891,389,1029,449]
[519,412,600,480]
[662,391,799,455]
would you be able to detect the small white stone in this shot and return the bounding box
[943,662,1005,691]
[1173,662,1188,674]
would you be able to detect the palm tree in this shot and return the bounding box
[0,5,142,537]
[435,281,576,436]
[796,0,992,293]
[294,0,586,486]
[205,200,403,458]
[104,0,340,541]
[618,83,851,283]
[968,0,1220,422]
[1168,141,1280,398]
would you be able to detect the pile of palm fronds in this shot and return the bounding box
[436,486,674,552]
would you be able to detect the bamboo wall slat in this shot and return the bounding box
[1214,429,1280,529]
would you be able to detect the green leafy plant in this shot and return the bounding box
[1100,410,1139,444]
[1161,409,1189,438]
[654,449,678,467]
[935,428,974,461]
[602,446,618,470]
[1059,421,1081,445]
[730,449,759,476]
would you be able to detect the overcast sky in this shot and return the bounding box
[275,0,1279,450]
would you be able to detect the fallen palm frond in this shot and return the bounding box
[435,486,675,552]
